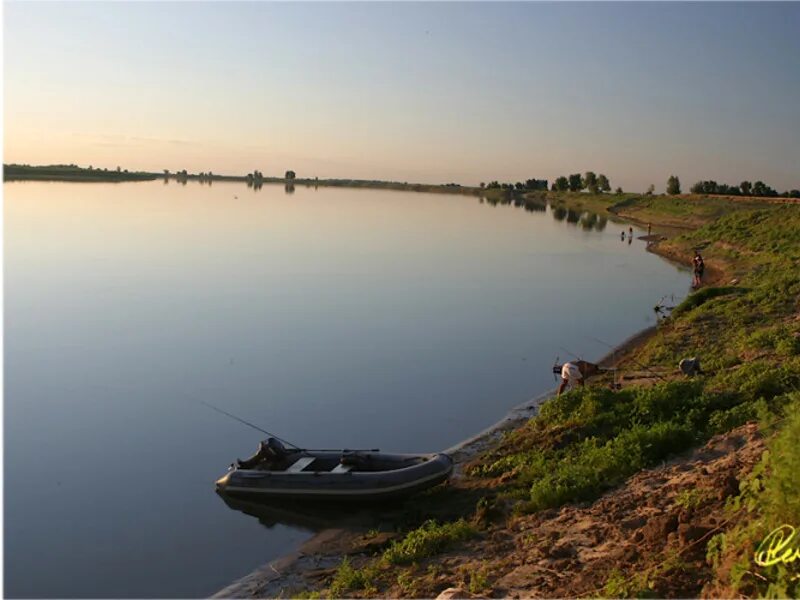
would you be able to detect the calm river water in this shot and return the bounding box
[4,180,688,597]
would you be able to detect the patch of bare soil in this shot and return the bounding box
[427,423,764,599]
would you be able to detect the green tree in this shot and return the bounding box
[597,174,611,192]
[583,171,598,193]
[646,184,655,195]
[568,173,582,192]
[740,181,752,196]
[615,186,623,194]
[666,175,681,195]
[554,176,569,192]
[285,170,296,180]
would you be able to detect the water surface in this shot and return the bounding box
[4,180,687,597]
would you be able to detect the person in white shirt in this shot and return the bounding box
[557,360,599,395]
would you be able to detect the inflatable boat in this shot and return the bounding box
[215,438,453,502]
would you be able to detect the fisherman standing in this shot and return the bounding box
[692,251,705,287]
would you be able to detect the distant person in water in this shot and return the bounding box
[557,360,600,396]
[621,231,626,241]
[692,251,705,287]
[628,226,633,238]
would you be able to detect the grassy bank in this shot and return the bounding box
[297,196,800,598]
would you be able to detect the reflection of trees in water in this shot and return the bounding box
[524,199,546,213]
[513,197,546,212]
[247,180,263,190]
[285,183,295,194]
[581,212,598,230]
[475,197,606,231]
[577,211,609,232]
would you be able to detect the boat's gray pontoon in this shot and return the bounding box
[215,438,453,501]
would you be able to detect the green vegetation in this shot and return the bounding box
[666,175,681,195]
[673,488,708,512]
[471,359,798,513]
[604,193,773,228]
[329,557,379,598]
[382,519,475,565]
[325,519,476,597]
[690,178,800,198]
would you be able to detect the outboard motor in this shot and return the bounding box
[237,437,288,469]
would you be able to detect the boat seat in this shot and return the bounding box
[331,463,353,474]
[286,456,316,473]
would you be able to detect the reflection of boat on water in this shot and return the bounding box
[215,438,453,502]
[216,492,364,532]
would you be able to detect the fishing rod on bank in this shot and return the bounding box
[200,401,380,453]
[586,335,670,383]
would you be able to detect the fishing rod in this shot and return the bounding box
[200,400,301,450]
[200,401,381,453]
[586,335,669,382]
[559,346,584,362]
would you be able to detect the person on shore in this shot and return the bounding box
[647,223,652,236]
[628,226,633,238]
[692,251,705,287]
[557,360,600,395]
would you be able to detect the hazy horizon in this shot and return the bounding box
[5,2,800,191]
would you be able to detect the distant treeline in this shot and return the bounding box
[689,179,800,199]
[479,173,618,195]
[552,172,612,194]
[4,163,158,182]
[482,178,549,191]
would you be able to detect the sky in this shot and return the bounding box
[4,1,800,191]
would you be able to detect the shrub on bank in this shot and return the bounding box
[382,519,475,565]
[527,420,695,511]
